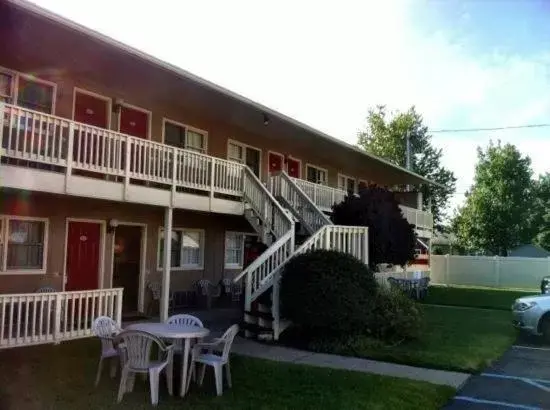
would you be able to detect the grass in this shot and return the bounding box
[422,285,537,310]
[291,304,516,374]
[0,339,454,410]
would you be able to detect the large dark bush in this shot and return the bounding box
[280,249,377,336]
[331,186,417,268]
[366,287,423,342]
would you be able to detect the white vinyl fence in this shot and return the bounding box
[0,288,123,349]
[431,255,550,290]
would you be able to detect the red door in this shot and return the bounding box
[74,92,109,128]
[268,152,283,174]
[287,158,301,178]
[66,222,101,291]
[119,106,149,138]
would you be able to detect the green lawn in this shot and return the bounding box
[298,305,516,373]
[0,339,454,410]
[423,285,537,310]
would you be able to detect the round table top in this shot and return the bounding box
[126,322,210,339]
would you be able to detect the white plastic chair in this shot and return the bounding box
[165,314,204,354]
[188,324,239,396]
[92,316,122,386]
[114,330,174,406]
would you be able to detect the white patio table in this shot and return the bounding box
[126,322,210,397]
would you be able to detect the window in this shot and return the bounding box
[225,232,244,268]
[0,216,48,272]
[228,141,245,163]
[0,72,14,103]
[228,140,261,177]
[338,174,357,193]
[306,164,327,185]
[163,119,207,153]
[17,77,54,114]
[158,228,204,270]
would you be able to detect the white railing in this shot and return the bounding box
[243,168,294,240]
[291,177,346,212]
[1,103,244,198]
[399,205,433,231]
[290,175,433,231]
[0,288,123,349]
[270,171,332,234]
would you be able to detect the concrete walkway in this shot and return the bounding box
[232,337,470,388]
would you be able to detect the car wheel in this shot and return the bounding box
[541,316,550,344]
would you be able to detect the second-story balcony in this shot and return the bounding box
[0,102,434,233]
[291,177,434,233]
[0,103,246,214]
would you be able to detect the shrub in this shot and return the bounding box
[280,249,377,336]
[366,287,423,343]
[331,186,417,268]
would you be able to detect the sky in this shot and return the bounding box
[32,0,550,216]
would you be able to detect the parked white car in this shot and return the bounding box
[512,294,550,341]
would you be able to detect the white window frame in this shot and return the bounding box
[157,227,205,271]
[224,231,259,269]
[305,163,328,185]
[0,65,57,114]
[0,215,49,274]
[227,139,263,179]
[162,118,208,154]
[338,173,357,193]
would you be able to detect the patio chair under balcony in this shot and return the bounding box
[91,316,122,387]
[114,330,174,406]
[188,324,239,396]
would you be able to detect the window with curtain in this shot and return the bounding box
[4,218,47,271]
[228,142,244,163]
[306,165,327,185]
[158,228,204,269]
[163,120,207,153]
[17,77,54,114]
[225,232,244,267]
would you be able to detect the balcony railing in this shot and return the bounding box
[290,176,433,231]
[0,103,245,203]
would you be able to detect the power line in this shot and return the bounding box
[429,123,550,133]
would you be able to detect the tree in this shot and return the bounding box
[357,106,456,228]
[331,185,416,268]
[532,173,550,251]
[453,141,534,256]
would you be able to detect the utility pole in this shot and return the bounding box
[405,130,412,192]
[405,130,411,170]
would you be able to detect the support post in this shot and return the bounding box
[161,207,173,322]
[65,122,75,192]
[123,137,131,201]
[363,228,369,265]
[0,102,5,160]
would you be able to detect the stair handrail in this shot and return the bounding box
[242,167,294,239]
[249,224,370,302]
[270,171,332,233]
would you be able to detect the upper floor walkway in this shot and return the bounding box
[0,102,433,232]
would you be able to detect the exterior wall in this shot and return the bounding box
[0,5,425,189]
[0,191,253,295]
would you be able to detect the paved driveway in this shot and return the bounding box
[444,336,550,409]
